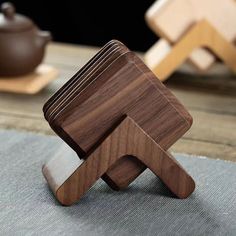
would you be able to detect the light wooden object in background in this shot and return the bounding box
[0,65,58,94]
[145,20,236,81]
[43,117,195,206]
[145,0,236,71]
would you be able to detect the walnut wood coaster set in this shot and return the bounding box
[42,40,195,206]
[145,0,236,81]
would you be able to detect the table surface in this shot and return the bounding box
[0,42,235,161]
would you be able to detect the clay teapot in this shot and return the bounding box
[0,2,51,77]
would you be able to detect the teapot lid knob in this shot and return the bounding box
[1,2,15,19]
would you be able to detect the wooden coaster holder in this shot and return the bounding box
[43,116,195,206]
[145,20,236,81]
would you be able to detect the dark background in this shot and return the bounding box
[1,0,158,51]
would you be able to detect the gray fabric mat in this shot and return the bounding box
[0,129,236,236]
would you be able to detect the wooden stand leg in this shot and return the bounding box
[43,117,195,206]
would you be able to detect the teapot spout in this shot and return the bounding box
[36,30,52,47]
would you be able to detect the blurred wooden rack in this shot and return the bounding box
[145,20,236,81]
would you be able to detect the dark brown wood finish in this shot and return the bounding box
[43,117,195,206]
[43,40,193,191]
[44,41,128,121]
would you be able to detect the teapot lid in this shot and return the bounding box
[0,2,34,32]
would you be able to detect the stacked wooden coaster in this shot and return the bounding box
[145,0,236,81]
[42,40,195,206]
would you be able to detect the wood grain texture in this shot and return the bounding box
[46,47,192,190]
[145,20,236,81]
[44,41,129,122]
[145,0,236,70]
[43,117,195,206]
[0,65,58,94]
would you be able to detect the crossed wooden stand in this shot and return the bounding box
[43,116,195,206]
[145,20,236,81]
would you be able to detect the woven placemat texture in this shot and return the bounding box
[0,129,235,236]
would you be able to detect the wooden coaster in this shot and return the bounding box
[43,40,193,191]
[0,64,58,94]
